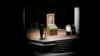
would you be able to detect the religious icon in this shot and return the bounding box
[48,15,53,24]
[47,13,55,28]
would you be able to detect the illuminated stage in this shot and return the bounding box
[27,29,77,53]
[27,29,77,42]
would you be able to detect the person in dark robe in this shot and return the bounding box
[71,24,76,35]
[39,24,44,40]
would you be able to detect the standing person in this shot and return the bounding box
[71,24,76,35]
[39,24,44,40]
[66,23,72,35]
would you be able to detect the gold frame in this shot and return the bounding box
[46,13,55,28]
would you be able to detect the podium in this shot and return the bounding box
[47,24,58,35]
[47,29,57,35]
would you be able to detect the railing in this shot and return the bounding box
[30,23,39,31]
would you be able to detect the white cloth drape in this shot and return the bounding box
[66,25,71,32]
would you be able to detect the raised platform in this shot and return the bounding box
[27,29,77,53]
[27,29,77,46]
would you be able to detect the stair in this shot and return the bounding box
[51,39,75,53]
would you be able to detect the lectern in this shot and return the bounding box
[46,13,58,35]
[47,24,58,35]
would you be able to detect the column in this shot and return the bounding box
[74,7,80,33]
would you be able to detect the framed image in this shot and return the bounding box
[46,13,55,28]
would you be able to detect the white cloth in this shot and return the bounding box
[66,25,71,32]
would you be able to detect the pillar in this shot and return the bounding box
[74,7,80,33]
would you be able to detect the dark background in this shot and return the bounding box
[24,1,80,56]
[2,0,82,56]
[25,7,74,29]
[24,0,80,30]
[3,0,98,56]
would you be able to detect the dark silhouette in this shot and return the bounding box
[39,24,44,40]
[71,25,76,35]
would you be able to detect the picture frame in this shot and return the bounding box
[46,13,55,28]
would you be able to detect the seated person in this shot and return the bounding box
[66,24,72,35]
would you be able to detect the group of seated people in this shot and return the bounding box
[65,23,76,35]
